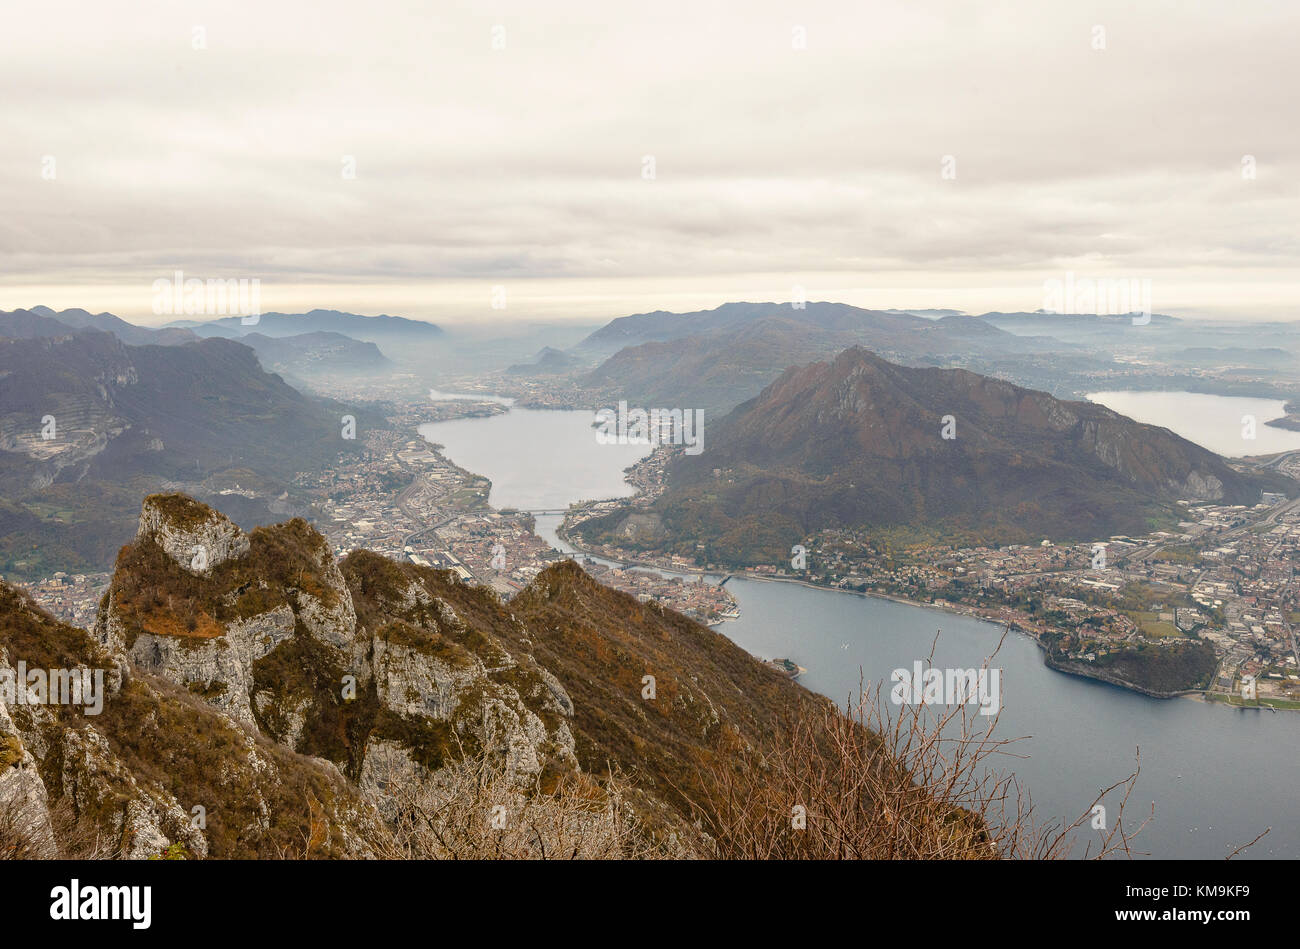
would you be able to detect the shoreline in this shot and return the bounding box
[745,574,1266,706]
[556,528,1270,708]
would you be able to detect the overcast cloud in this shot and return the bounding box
[2,0,1297,323]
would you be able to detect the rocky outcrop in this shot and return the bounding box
[1,623,208,859]
[1174,469,1225,501]
[291,550,358,651]
[137,493,250,576]
[354,565,578,788]
[1,581,387,859]
[0,697,56,858]
[91,496,579,820]
[125,604,296,727]
[54,721,207,859]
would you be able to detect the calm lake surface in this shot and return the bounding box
[1087,390,1300,457]
[422,403,1300,859]
[418,406,647,510]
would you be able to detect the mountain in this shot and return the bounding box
[1,307,196,346]
[176,309,443,345]
[583,316,860,417]
[578,301,943,352]
[0,334,349,487]
[3,493,941,858]
[0,333,361,579]
[577,301,1059,352]
[579,305,1068,417]
[239,331,390,375]
[973,311,1180,347]
[576,347,1295,565]
[0,309,74,340]
[506,346,582,376]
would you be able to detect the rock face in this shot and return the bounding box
[137,493,250,575]
[344,556,578,789]
[1,579,381,859]
[1175,470,1225,501]
[52,720,206,860]
[0,695,56,858]
[125,605,296,726]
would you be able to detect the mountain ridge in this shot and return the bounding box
[1,307,197,346]
[576,302,1076,416]
[174,309,443,344]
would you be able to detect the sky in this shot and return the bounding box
[2,0,1297,325]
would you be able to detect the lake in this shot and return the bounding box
[1087,390,1300,457]
[421,401,1300,859]
[418,406,647,511]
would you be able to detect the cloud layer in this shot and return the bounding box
[3,0,1297,322]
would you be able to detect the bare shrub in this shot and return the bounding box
[685,649,1151,860]
[0,781,54,859]
[0,791,121,860]
[367,751,657,860]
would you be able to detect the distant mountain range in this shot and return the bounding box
[0,331,362,579]
[577,302,1071,416]
[0,307,197,346]
[576,347,1296,565]
[576,301,1015,352]
[239,330,390,375]
[1,306,408,380]
[881,308,967,319]
[978,310,1179,329]
[569,300,1300,413]
[172,308,443,345]
[1170,347,1297,369]
[573,301,1143,353]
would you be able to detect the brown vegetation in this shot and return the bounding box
[686,679,1148,859]
[108,517,337,647]
[367,742,656,860]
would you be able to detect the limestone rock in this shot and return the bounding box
[125,605,296,727]
[0,700,57,858]
[138,493,250,576]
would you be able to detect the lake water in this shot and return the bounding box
[1087,390,1300,457]
[422,402,1300,859]
[419,406,648,510]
